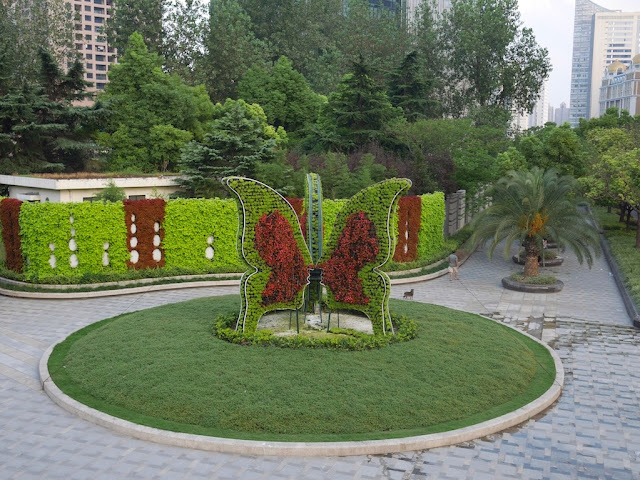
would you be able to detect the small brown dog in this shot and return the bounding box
[403,288,414,300]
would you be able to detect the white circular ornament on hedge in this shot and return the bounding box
[153,235,161,247]
[69,239,77,252]
[152,249,162,262]
[130,250,139,264]
[205,246,214,260]
[130,237,138,248]
[69,254,78,268]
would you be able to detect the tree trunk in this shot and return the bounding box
[524,254,539,277]
[523,238,539,277]
[636,212,640,249]
[619,202,627,223]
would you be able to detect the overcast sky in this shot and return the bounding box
[517,0,640,108]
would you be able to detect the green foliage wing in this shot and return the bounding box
[224,177,312,333]
[320,178,411,335]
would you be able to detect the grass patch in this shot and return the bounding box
[49,296,556,442]
[509,273,558,285]
[592,206,640,307]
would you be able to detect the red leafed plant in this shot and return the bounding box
[0,198,23,272]
[255,210,309,306]
[393,196,422,262]
[124,199,166,269]
[321,211,379,305]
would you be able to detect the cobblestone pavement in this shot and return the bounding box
[1,247,639,479]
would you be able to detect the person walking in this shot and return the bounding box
[448,252,459,281]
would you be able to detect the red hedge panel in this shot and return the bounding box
[393,196,422,263]
[124,199,166,270]
[0,198,23,272]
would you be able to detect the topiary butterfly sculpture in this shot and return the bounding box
[224,175,411,336]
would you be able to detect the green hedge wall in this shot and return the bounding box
[20,202,128,281]
[417,192,445,261]
[163,198,244,272]
[3,190,446,282]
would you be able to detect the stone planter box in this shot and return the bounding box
[502,276,564,293]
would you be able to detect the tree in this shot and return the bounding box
[388,51,434,121]
[94,180,126,202]
[516,123,587,177]
[470,168,600,278]
[162,0,209,85]
[107,0,165,57]
[320,57,401,150]
[581,127,640,247]
[96,33,214,172]
[204,0,268,102]
[178,99,286,197]
[0,50,102,174]
[0,0,74,91]
[237,56,325,133]
[439,0,550,116]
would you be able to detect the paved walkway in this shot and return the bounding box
[1,246,639,479]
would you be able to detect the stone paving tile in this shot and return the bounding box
[1,247,639,479]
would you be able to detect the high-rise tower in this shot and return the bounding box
[569,0,611,127]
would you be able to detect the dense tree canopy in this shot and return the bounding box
[96,33,214,172]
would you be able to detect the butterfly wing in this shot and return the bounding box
[224,177,312,333]
[319,178,411,335]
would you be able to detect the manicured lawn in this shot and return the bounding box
[50,296,555,442]
[593,207,640,307]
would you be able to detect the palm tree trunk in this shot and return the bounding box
[523,238,539,277]
[524,254,539,277]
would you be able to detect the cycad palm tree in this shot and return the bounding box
[470,168,600,278]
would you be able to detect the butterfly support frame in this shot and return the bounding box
[224,175,411,336]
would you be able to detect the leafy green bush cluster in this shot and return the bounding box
[321,198,347,244]
[213,311,417,350]
[19,202,128,281]
[163,198,244,272]
[417,192,445,260]
[0,200,5,266]
[509,273,557,285]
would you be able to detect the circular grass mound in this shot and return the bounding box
[48,295,556,442]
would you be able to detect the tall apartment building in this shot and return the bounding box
[569,0,640,126]
[70,0,117,98]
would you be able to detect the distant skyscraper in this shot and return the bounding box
[528,80,550,128]
[599,56,640,116]
[569,0,611,127]
[569,0,640,126]
[554,102,570,125]
[404,0,451,20]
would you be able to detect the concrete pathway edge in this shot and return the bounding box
[38,316,564,457]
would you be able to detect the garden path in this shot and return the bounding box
[0,245,638,479]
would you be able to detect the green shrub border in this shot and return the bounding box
[212,311,417,350]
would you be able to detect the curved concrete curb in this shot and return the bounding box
[0,279,240,299]
[39,317,563,457]
[502,277,564,293]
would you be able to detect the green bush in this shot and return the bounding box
[321,198,347,244]
[163,198,244,272]
[509,273,557,285]
[20,202,128,281]
[417,192,445,260]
